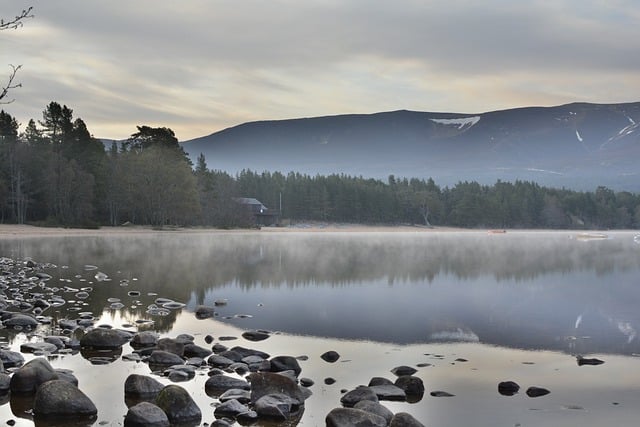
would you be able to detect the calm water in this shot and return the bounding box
[1,230,640,426]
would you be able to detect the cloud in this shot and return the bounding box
[2,0,639,139]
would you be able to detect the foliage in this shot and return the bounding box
[1,104,640,229]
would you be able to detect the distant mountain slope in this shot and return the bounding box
[182,102,640,191]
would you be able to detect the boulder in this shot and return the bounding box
[326,407,387,427]
[321,350,340,363]
[130,331,159,348]
[208,354,236,368]
[183,343,212,359]
[219,388,252,404]
[394,375,425,396]
[155,385,202,424]
[526,386,550,398]
[10,358,59,394]
[157,338,184,356]
[368,384,406,401]
[498,381,520,396]
[80,328,130,349]
[254,393,299,420]
[124,374,165,398]
[195,305,215,319]
[205,375,250,397]
[0,373,11,393]
[242,330,271,342]
[368,377,394,386]
[249,372,308,405]
[354,400,394,424]
[269,356,302,377]
[390,412,425,427]
[3,313,39,328]
[214,398,250,417]
[229,346,270,359]
[20,342,59,354]
[148,350,184,367]
[577,356,605,366]
[33,380,97,418]
[340,387,379,407]
[0,350,24,368]
[391,365,417,376]
[124,402,170,427]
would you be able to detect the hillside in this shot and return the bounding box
[182,102,640,191]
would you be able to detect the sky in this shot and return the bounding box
[2,0,639,141]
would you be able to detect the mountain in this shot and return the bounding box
[181,102,640,191]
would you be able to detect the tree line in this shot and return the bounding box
[1,103,640,230]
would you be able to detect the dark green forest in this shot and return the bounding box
[1,103,639,230]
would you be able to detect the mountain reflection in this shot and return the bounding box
[1,231,639,354]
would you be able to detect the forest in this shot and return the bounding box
[1,103,640,230]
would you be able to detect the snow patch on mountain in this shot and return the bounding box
[430,116,480,130]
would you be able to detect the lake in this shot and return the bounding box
[1,229,640,426]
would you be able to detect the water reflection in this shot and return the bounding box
[1,231,639,355]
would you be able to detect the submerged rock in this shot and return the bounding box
[577,356,605,366]
[391,365,417,376]
[394,375,425,396]
[321,350,340,363]
[526,386,550,398]
[242,330,270,342]
[80,328,130,349]
[498,381,520,396]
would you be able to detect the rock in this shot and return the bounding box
[228,362,250,375]
[148,350,184,367]
[204,334,214,344]
[219,350,243,362]
[369,384,406,401]
[80,328,130,349]
[354,400,394,424]
[242,355,270,372]
[394,376,425,396]
[236,410,259,423]
[300,377,314,387]
[183,343,212,359]
[19,342,59,354]
[205,375,250,397]
[33,380,97,418]
[219,388,252,404]
[249,372,308,405]
[390,412,425,427]
[44,336,66,350]
[269,356,302,377]
[242,330,270,342]
[229,346,270,359]
[321,350,340,363]
[124,374,165,398]
[3,313,39,328]
[55,369,78,386]
[526,386,550,397]
[164,364,196,381]
[324,377,336,385]
[10,358,59,394]
[214,398,250,417]
[326,407,387,427]
[253,393,299,420]
[124,402,170,427]
[154,385,202,424]
[430,390,455,397]
[208,354,236,368]
[130,331,158,348]
[0,373,11,393]
[368,377,394,386]
[577,356,605,366]
[340,387,379,407]
[498,381,520,396]
[175,334,194,344]
[0,350,24,368]
[157,338,184,356]
[391,365,417,376]
[195,305,215,319]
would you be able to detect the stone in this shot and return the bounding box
[0,350,24,368]
[269,356,302,377]
[0,373,11,393]
[124,374,165,398]
[242,330,270,341]
[326,407,387,427]
[80,328,130,349]
[208,354,235,368]
[130,331,158,348]
[430,390,455,397]
[228,346,270,359]
[324,377,336,385]
[183,343,211,359]
[33,380,97,418]
[205,375,250,397]
[391,365,417,376]
[321,350,340,363]
[3,313,39,328]
[340,387,379,407]
[526,386,550,398]
[390,412,425,427]
[368,377,394,386]
[10,358,59,394]
[155,385,202,424]
[219,388,252,404]
[214,398,249,417]
[368,384,406,401]
[577,356,605,366]
[254,393,299,420]
[300,377,314,387]
[354,400,394,424]
[212,343,228,353]
[249,372,308,405]
[395,375,425,396]
[55,369,78,386]
[19,342,59,354]
[195,305,215,319]
[124,402,170,427]
[498,381,520,396]
[157,338,184,356]
[148,350,184,367]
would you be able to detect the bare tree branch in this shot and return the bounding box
[0,7,34,30]
[0,65,23,104]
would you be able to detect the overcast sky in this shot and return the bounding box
[2,0,639,140]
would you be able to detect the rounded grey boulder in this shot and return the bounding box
[124,402,169,427]
[390,412,425,427]
[10,358,58,394]
[80,328,130,349]
[340,387,379,407]
[33,380,97,418]
[155,384,202,424]
[326,407,387,427]
[124,374,165,398]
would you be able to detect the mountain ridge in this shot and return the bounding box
[181,101,640,191]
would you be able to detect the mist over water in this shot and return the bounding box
[2,230,639,353]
